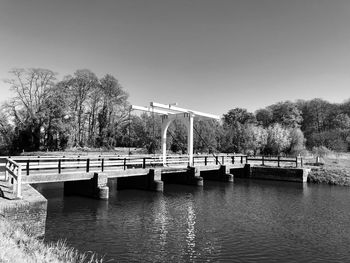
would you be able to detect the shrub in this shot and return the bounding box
[312,146,332,157]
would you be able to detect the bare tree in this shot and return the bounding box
[5,68,57,150]
[66,69,98,146]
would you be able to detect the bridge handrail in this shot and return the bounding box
[5,157,22,199]
[11,154,239,175]
[5,154,302,179]
[246,156,300,167]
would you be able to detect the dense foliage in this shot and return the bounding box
[0,68,349,155]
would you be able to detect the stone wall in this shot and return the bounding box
[251,166,309,182]
[231,164,309,183]
[0,184,47,237]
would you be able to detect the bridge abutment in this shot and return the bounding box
[64,173,109,200]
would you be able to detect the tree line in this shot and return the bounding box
[0,68,349,156]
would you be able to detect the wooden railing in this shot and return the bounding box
[2,154,302,189]
[5,158,22,199]
[7,154,248,176]
[246,156,302,167]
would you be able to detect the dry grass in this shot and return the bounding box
[0,219,104,263]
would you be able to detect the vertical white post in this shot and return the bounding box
[161,117,171,166]
[187,113,194,167]
[17,166,22,199]
[162,126,167,166]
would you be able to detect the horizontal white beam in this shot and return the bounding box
[131,105,169,115]
[151,102,220,120]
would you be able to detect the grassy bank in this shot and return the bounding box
[0,219,103,263]
[19,147,147,157]
[304,153,350,186]
[308,167,350,186]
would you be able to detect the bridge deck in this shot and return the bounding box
[20,164,233,184]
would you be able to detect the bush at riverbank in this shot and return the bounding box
[306,154,350,186]
[308,167,350,186]
[0,219,103,263]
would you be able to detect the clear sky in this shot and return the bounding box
[0,0,349,115]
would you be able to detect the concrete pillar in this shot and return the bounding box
[187,166,203,186]
[200,165,233,182]
[244,164,251,178]
[229,164,251,178]
[161,167,203,186]
[64,173,109,200]
[219,165,234,182]
[147,169,164,192]
[115,169,164,192]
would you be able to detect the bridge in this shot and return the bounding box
[3,154,251,199]
[3,153,303,200]
[1,102,304,200]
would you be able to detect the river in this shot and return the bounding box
[34,179,350,262]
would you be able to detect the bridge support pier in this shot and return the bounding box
[230,164,251,178]
[161,167,203,186]
[116,169,164,192]
[64,173,109,200]
[200,165,234,182]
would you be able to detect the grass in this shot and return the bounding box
[303,153,350,186]
[19,147,147,157]
[0,219,104,263]
[19,147,147,156]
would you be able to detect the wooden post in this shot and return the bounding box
[86,158,90,172]
[26,160,30,176]
[245,156,248,163]
[215,156,218,165]
[262,156,265,166]
[143,158,146,169]
[278,156,280,167]
[58,159,61,174]
[101,158,104,172]
[301,157,303,167]
[240,156,243,164]
[124,158,126,170]
[205,156,207,166]
[16,166,22,199]
[295,157,298,167]
[232,156,235,164]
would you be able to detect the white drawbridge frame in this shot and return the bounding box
[131,102,220,166]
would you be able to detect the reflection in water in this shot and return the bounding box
[39,180,350,262]
[186,201,196,261]
[153,197,168,262]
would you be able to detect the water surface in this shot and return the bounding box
[35,179,350,262]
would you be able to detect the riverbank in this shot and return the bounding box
[308,167,350,186]
[0,219,103,263]
[305,154,350,186]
